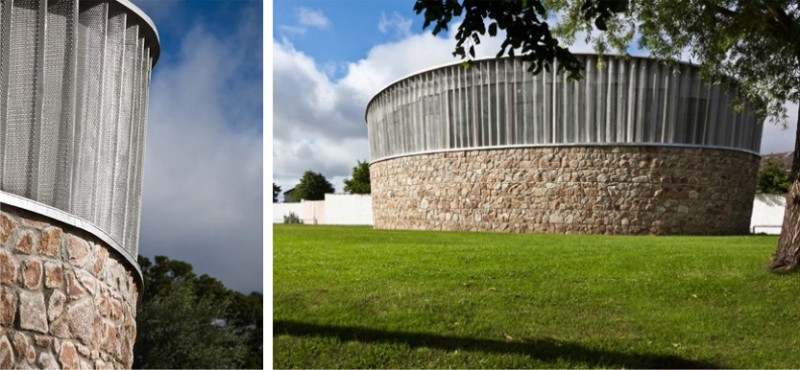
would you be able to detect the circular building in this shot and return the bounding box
[365,55,762,235]
[0,0,158,368]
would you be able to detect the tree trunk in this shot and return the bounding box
[770,102,800,271]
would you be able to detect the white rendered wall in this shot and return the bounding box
[273,203,304,223]
[750,194,786,234]
[325,194,374,225]
[302,201,326,224]
[272,195,374,225]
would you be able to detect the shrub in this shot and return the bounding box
[284,212,302,224]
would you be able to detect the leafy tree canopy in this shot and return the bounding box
[414,0,624,79]
[343,160,371,194]
[294,170,335,201]
[135,255,262,369]
[757,158,791,194]
[273,183,282,203]
[547,0,799,124]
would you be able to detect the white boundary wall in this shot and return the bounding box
[325,194,374,225]
[272,194,373,225]
[302,201,326,224]
[750,194,785,235]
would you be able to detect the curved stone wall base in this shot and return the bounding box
[371,146,759,235]
[0,205,139,368]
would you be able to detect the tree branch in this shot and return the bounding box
[764,0,795,31]
[763,1,800,60]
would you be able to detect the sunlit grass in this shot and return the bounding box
[273,225,796,368]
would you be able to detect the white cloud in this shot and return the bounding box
[297,7,331,30]
[277,25,307,36]
[140,12,262,293]
[760,102,798,154]
[273,24,511,194]
[378,12,413,38]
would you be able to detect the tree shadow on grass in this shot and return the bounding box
[274,320,720,369]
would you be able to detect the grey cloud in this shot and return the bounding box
[139,10,262,293]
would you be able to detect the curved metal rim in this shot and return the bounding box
[112,0,161,66]
[368,142,761,166]
[364,53,702,121]
[0,191,143,295]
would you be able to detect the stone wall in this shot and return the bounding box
[371,146,759,235]
[0,205,139,368]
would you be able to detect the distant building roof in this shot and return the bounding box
[761,152,792,173]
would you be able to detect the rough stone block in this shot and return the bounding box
[0,214,16,244]
[66,271,87,301]
[44,262,63,289]
[66,235,91,268]
[0,335,14,369]
[34,335,51,349]
[0,286,16,326]
[0,250,17,284]
[92,247,108,276]
[58,341,79,369]
[67,298,95,346]
[48,290,67,323]
[38,351,58,370]
[19,291,48,333]
[14,231,36,254]
[22,258,43,289]
[11,332,29,363]
[39,226,62,258]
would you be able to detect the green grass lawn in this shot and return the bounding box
[273,225,798,368]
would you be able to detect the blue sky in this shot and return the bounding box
[130,0,263,294]
[274,0,429,79]
[272,0,797,197]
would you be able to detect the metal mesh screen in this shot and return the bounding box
[367,56,765,162]
[0,0,157,259]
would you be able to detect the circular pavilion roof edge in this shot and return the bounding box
[112,0,161,66]
[367,143,761,166]
[364,53,701,123]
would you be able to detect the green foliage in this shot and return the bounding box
[343,160,371,194]
[757,158,790,194]
[273,183,281,203]
[413,0,624,79]
[294,170,335,201]
[283,211,302,224]
[134,281,246,369]
[227,291,264,367]
[275,225,798,368]
[135,255,262,369]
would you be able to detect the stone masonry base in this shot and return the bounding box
[371,146,759,235]
[0,205,139,368]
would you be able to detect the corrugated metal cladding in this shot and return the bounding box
[366,55,764,162]
[0,0,158,259]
